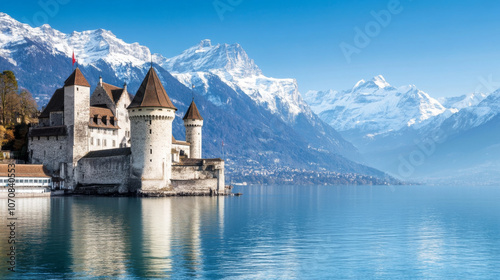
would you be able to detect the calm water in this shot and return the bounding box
[1,185,500,279]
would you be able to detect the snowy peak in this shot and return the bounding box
[164,40,311,121]
[353,75,392,91]
[438,92,489,111]
[371,75,390,89]
[0,13,159,68]
[163,40,262,78]
[304,76,446,134]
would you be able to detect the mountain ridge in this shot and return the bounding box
[0,12,394,183]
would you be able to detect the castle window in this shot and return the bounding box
[97,139,101,146]
[149,120,152,125]
[113,130,117,135]
[77,87,79,91]
[104,139,107,147]
[113,140,116,147]
[110,117,115,126]
[124,104,126,108]
[149,129,152,134]
[150,149,152,154]
[90,137,94,145]
[102,116,107,125]
[138,109,142,111]
[93,115,98,124]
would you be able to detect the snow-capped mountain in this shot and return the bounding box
[438,92,488,111]
[162,39,311,122]
[0,12,388,181]
[437,89,500,133]
[0,12,164,80]
[304,75,446,135]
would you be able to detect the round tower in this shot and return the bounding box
[128,67,177,192]
[183,100,204,158]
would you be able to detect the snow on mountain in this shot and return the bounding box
[304,75,447,134]
[162,40,311,122]
[0,12,160,76]
[438,92,489,111]
[438,89,500,132]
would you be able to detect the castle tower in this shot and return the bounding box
[128,67,177,192]
[183,100,204,158]
[63,68,90,188]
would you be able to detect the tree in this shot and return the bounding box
[0,71,18,125]
[18,89,38,123]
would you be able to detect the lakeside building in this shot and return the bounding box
[27,67,225,196]
[0,164,52,196]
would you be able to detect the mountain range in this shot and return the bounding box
[304,76,500,184]
[0,12,394,184]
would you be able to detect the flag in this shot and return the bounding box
[72,51,76,66]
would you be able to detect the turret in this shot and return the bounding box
[63,67,90,188]
[127,67,177,192]
[183,100,203,158]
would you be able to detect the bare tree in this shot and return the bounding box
[0,71,18,125]
[19,89,38,123]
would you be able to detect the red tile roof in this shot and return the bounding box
[64,68,90,87]
[128,67,177,110]
[183,100,203,120]
[89,107,119,129]
[0,164,51,178]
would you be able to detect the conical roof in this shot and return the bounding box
[64,67,90,87]
[183,100,203,120]
[128,67,177,110]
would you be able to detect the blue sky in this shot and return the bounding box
[2,0,500,97]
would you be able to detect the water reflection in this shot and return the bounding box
[1,186,500,279]
[0,196,225,279]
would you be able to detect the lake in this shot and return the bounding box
[1,185,500,279]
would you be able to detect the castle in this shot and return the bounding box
[28,66,225,195]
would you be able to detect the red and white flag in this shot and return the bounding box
[72,51,76,66]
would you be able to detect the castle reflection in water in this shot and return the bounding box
[0,196,225,278]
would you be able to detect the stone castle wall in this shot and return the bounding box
[29,136,67,173]
[77,154,131,193]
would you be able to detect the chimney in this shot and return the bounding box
[123,82,127,92]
